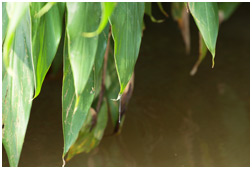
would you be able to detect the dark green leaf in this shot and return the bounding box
[189,2,219,67]
[218,2,240,21]
[105,49,120,128]
[62,35,95,156]
[66,2,101,95]
[94,24,109,99]
[30,2,65,98]
[145,2,164,23]
[66,101,108,161]
[2,9,34,167]
[109,2,144,98]
[171,2,184,20]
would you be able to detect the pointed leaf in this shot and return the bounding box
[30,2,65,98]
[66,2,101,95]
[62,35,95,156]
[189,2,219,67]
[66,101,108,161]
[2,9,34,167]
[109,2,144,97]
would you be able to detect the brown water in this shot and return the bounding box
[3,3,250,167]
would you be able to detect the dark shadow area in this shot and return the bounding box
[3,2,250,167]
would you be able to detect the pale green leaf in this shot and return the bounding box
[2,2,8,43]
[30,2,65,98]
[3,2,29,73]
[109,2,145,97]
[2,9,34,167]
[66,2,101,95]
[189,2,219,67]
[62,35,95,156]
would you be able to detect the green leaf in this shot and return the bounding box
[145,2,164,23]
[30,2,65,98]
[218,2,240,21]
[62,35,95,156]
[105,49,120,128]
[3,2,29,73]
[66,101,108,161]
[188,2,219,67]
[94,24,109,99]
[109,2,144,97]
[2,2,8,43]
[2,9,34,167]
[190,32,208,76]
[83,2,116,37]
[171,2,184,20]
[157,2,168,17]
[66,2,101,96]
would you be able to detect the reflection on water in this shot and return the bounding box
[2,3,249,167]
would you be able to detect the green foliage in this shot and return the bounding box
[218,2,240,21]
[2,2,240,166]
[30,2,65,98]
[109,2,144,97]
[188,2,219,67]
[2,8,34,167]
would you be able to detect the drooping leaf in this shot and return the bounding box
[145,2,164,23]
[66,101,108,161]
[109,2,144,98]
[157,2,168,17]
[218,2,240,22]
[105,48,134,133]
[83,2,116,37]
[94,24,109,99]
[30,2,65,98]
[66,2,101,96]
[2,9,34,167]
[3,2,29,73]
[190,32,208,76]
[62,35,95,157]
[105,48,120,128]
[188,2,219,67]
[2,2,8,43]
[171,2,190,54]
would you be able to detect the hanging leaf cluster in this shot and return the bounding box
[2,2,240,166]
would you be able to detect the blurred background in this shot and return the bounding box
[3,2,250,167]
